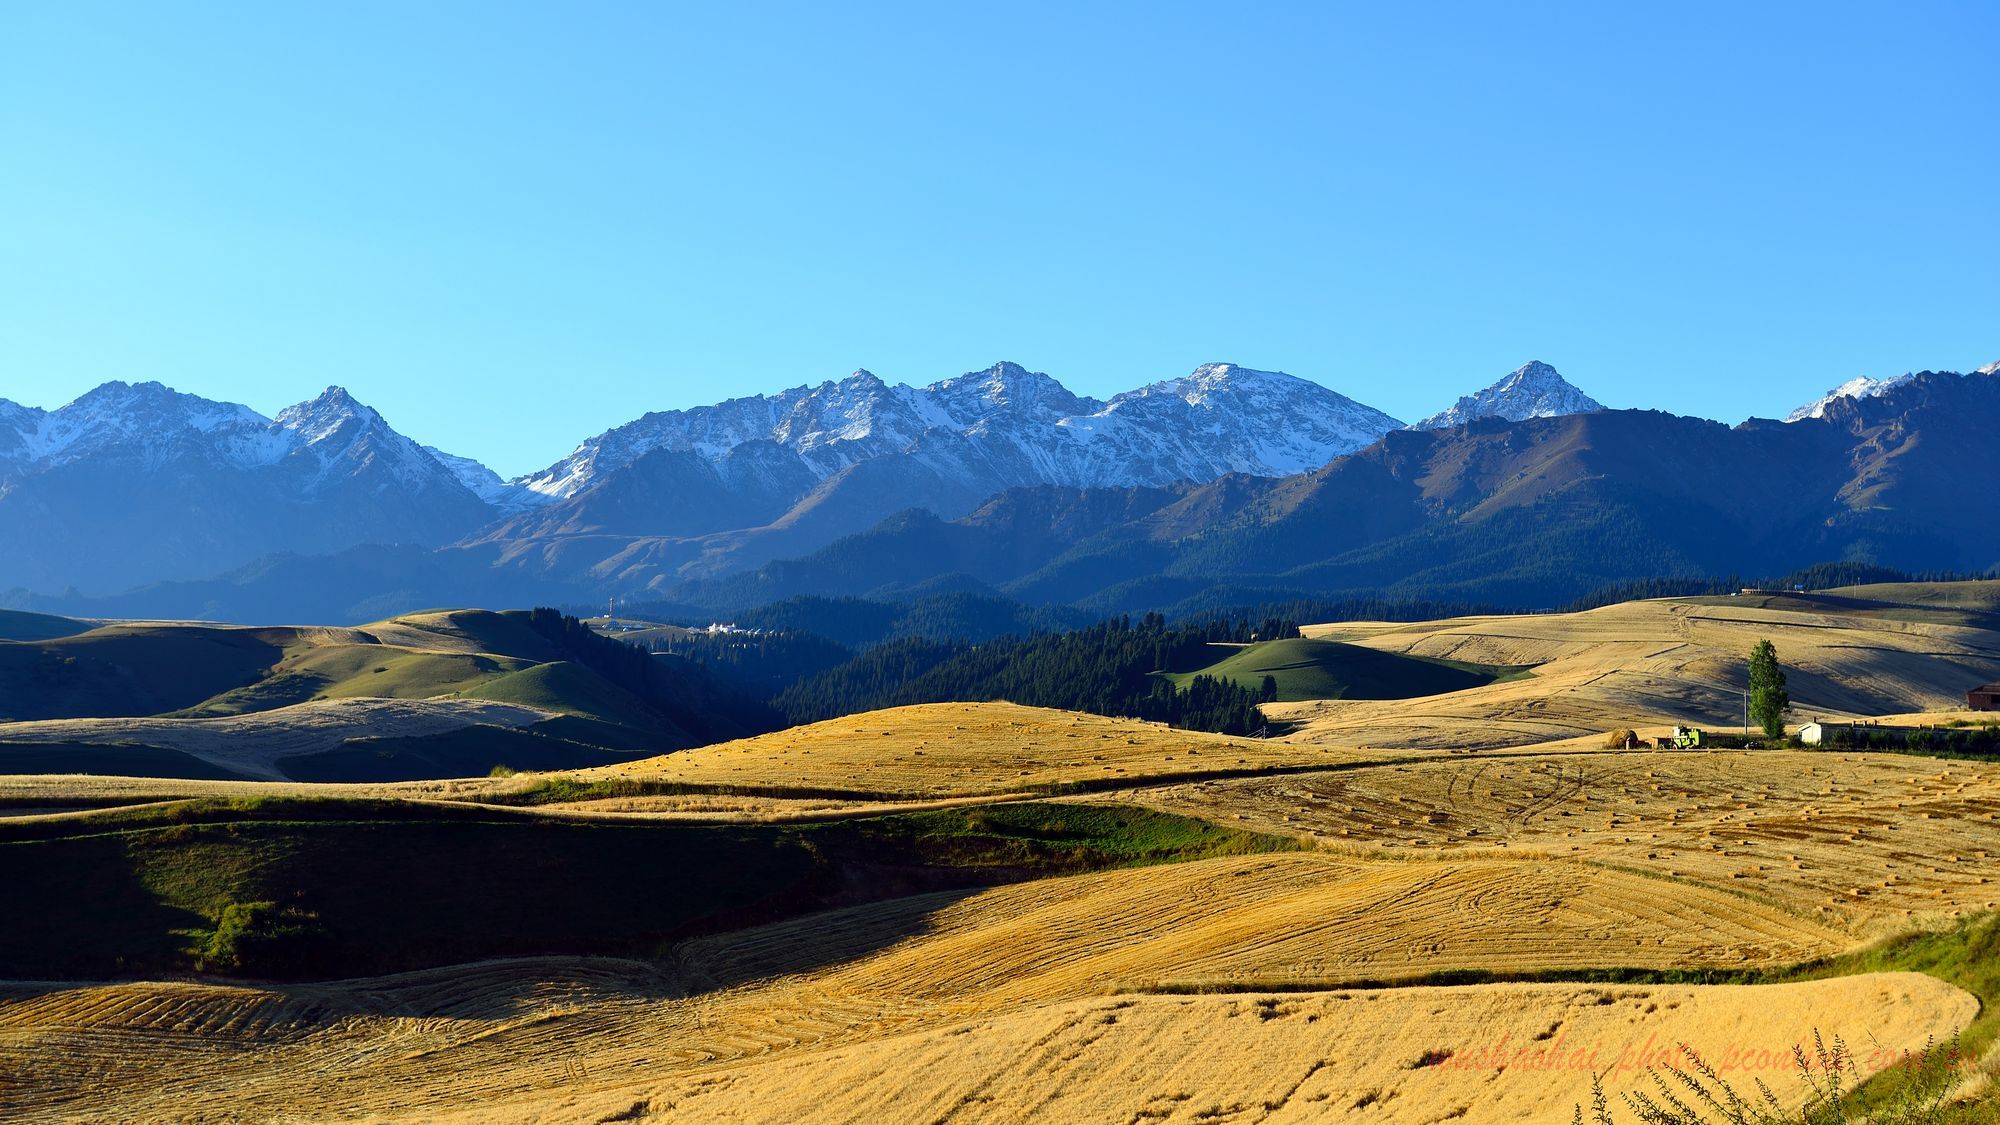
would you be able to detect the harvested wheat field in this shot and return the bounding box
[5,590,1999,1121]
[676,852,1845,1001]
[644,975,1976,1125]
[516,791,1028,822]
[0,851,1853,1123]
[578,702,1380,799]
[1279,587,2000,749]
[1125,749,2000,934]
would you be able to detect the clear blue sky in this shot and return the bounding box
[2,1,1994,476]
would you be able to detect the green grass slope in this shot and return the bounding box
[454,661,664,730]
[1163,637,1523,702]
[0,608,779,780]
[362,609,569,661]
[0,625,287,720]
[183,645,538,716]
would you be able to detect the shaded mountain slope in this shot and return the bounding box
[681,368,2000,614]
[0,608,780,780]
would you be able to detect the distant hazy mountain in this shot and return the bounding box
[1411,361,1603,430]
[516,361,1400,500]
[0,383,494,594]
[671,366,2000,616]
[10,357,1996,619]
[471,361,1404,587]
[0,361,1404,599]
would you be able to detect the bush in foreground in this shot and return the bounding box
[1574,1031,1967,1124]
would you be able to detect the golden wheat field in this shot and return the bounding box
[640,975,1975,1125]
[580,702,1382,798]
[4,587,2000,1121]
[0,850,1866,1123]
[1125,749,2000,934]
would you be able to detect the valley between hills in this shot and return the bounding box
[2,581,1999,1121]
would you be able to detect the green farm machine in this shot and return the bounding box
[1669,725,1706,749]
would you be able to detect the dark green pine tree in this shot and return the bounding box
[1259,675,1279,704]
[1748,638,1790,738]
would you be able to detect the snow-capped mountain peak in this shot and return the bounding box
[273,386,385,445]
[2,381,270,467]
[1412,361,1604,430]
[1785,372,1917,422]
[927,361,1102,423]
[1166,362,1260,404]
[265,386,482,495]
[1975,358,1999,377]
[518,360,1407,502]
[0,379,508,595]
[1070,363,1407,478]
[1120,362,1315,406]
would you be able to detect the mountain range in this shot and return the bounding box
[678,365,2000,616]
[0,382,492,595]
[3,358,1993,620]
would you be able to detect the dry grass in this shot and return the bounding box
[522,792,1030,823]
[0,851,1855,1122]
[1122,750,2000,935]
[578,702,1384,799]
[641,975,1974,1125]
[1284,590,2000,750]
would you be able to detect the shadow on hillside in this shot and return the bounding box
[0,878,995,1028]
[0,834,211,980]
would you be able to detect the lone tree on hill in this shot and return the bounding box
[1259,675,1279,704]
[1748,638,1790,738]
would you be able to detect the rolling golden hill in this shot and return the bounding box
[1280,584,2000,749]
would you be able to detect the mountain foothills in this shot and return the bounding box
[0,606,776,781]
[2,358,1995,622]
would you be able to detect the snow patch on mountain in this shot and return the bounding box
[266,387,461,493]
[522,360,1404,500]
[0,381,271,468]
[1411,361,1604,430]
[424,445,545,511]
[926,361,1102,425]
[0,381,518,507]
[1063,363,1404,479]
[1785,373,1918,422]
